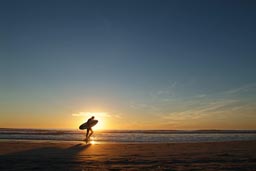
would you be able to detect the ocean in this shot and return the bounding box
[1,128,256,143]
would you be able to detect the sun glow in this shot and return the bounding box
[88,112,107,130]
[74,112,108,130]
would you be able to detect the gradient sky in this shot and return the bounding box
[1,0,256,129]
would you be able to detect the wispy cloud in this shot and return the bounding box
[129,81,178,112]
[168,81,177,89]
[131,82,256,126]
[163,99,239,121]
[195,94,207,98]
[72,112,87,117]
[150,80,178,100]
[72,112,121,119]
[72,112,109,117]
[225,83,256,95]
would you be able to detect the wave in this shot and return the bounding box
[1,128,256,143]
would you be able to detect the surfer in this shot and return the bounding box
[85,116,95,141]
[79,116,98,143]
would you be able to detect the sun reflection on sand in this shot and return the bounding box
[89,136,96,145]
[90,140,96,145]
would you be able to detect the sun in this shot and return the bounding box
[85,112,107,131]
[74,111,108,130]
[91,113,107,130]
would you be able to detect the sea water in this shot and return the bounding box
[0,128,256,143]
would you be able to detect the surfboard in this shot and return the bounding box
[79,120,98,130]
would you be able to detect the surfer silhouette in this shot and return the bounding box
[79,116,98,143]
[85,116,95,141]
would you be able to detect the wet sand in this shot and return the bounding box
[0,140,256,170]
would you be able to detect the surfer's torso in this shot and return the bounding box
[86,117,94,128]
[87,118,93,124]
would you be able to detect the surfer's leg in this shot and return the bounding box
[86,129,89,139]
[88,128,94,138]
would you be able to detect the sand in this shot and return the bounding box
[0,140,256,171]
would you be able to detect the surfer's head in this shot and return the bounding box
[92,116,95,119]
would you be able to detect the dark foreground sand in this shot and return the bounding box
[0,141,256,171]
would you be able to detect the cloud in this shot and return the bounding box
[168,80,177,89]
[72,112,122,119]
[161,83,256,125]
[72,112,109,117]
[225,83,256,95]
[72,112,87,117]
[195,94,207,98]
[163,99,239,121]
[132,82,256,126]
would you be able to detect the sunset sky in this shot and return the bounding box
[1,0,256,130]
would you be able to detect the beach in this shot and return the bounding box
[0,141,256,170]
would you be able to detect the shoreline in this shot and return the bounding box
[1,138,256,144]
[1,140,256,170]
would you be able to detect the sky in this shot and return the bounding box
[1,0,256,130]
